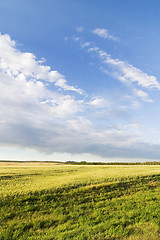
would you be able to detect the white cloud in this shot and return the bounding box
[87,46,160,102]
[93,28,119,41]
[81,42,90,48]
[87,97,110,108]
[72,36,90,49]
[133,89,153,103]
[0,33,82,94]
[0,33,86,125]
[97,49,160,90]
[54,78,83,94]
[1,33,160,160]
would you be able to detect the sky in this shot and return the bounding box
[0,0,160,162]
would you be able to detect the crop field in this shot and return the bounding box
[1,162,160,239]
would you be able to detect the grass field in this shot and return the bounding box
[1,162,160,239]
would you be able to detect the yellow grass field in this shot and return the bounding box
[1,162,160,197]
[1,162,160,240]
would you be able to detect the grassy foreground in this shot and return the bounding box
[1,163,160,239]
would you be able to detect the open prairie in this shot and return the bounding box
[1,163,160,239]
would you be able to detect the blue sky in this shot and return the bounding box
[0,0,160,162]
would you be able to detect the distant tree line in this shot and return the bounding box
[65,161,160,165]
[1,160,160,165]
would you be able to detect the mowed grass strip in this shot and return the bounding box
[1,164,160,239]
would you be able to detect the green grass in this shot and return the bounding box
[1,163,160,239]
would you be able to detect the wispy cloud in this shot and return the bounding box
[72,35,90,49]
[88,46,160,102]
[87,97,110,108]
[93,28,119,41]
[133,89,153,103]
[76,27,83,32]
[74,32,159,100]
[97,49,160,90]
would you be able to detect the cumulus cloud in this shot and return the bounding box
[0,33,82,94]
[1,33,160,160]
[93,28,119,41]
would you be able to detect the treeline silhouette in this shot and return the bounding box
[65,161,160,165]
[1,160,160,165]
